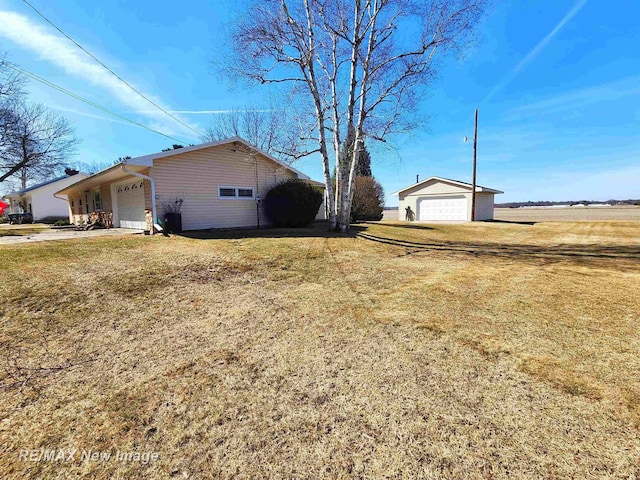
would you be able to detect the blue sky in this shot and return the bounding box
[1,0,638,203]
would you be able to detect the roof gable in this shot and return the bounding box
[128,136,310,180]
[54,137,319,196]
[4,173,88,197]
[392,176,503,195]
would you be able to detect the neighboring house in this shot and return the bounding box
[56,137,326,231]
[392,176,503,221]
[2,173,89,221]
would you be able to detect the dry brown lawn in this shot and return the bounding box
[1,221,639,479]
[0,224,49,237]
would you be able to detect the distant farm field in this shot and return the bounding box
[495,205,640,222]
[383,205,640,222]
[1,221,639,478]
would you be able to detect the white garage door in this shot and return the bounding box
[418,195,468,221]
[116,180,146,229]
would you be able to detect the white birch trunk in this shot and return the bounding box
[340,0,378,231]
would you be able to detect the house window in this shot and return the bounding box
[93,189,102,211]
[218,186,255,200]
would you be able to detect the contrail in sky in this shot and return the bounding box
[482,0,588,104]
[134,110,274,115]
[0,10,202,139]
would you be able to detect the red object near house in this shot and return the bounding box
[0,201,8,216]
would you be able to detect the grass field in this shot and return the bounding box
[495,206,640,222]
[382,205,640,222]
[1,221,639,478]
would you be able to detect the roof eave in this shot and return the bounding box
[393,176,503,195]
[127,136,310,179]
[4,174,88,196]
[55,163,148,195]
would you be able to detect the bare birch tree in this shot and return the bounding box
[202,105,308,163]
[225,0,485,231]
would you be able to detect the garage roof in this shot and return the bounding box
[392,176,503,195]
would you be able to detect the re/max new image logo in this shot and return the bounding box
[18,448,159,465]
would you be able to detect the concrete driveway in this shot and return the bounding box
[0,225,143,245]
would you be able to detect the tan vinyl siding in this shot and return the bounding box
[475,192,495,220]
[100,183,112,212]
[400,179,470,197]
[143,179,152,211]
[151,144,297,230]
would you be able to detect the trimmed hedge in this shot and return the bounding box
[264,179,323,227]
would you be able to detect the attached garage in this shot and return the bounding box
[55,136,322,232]
[394,176,503,222]
[114,180,146,229]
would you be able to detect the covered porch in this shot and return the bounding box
[3,193,32,215]
[56,164,154,230]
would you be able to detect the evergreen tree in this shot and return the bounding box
[338,139,372,177]
[356,146,372,177]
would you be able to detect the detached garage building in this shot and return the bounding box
[393,176,503,222]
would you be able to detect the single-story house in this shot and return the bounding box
[2,173,88,221]
[55,137,325,231]
[392,176,503,221]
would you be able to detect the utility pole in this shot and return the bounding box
[471,108,478,222]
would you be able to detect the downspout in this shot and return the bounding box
[121,164,158,235]
[53,192,72,224]
[253,154,260,229]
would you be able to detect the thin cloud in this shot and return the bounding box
[0,10,201,140]
[48,104,134,127]
[133,109,274,115]
[482,0,588,104]
[507,76,640,120]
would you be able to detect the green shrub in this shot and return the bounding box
[264,180,324,227]
[53,219,70,226]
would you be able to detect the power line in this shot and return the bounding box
[6,62,187,143]
[20,0,205,138]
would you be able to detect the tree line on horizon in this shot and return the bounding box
[496,199,640,208]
